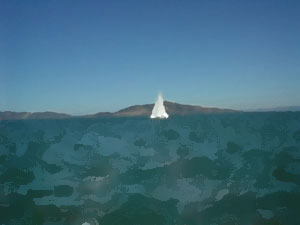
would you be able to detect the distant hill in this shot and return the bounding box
[0,111,72,120]
[113,104,154,117]
[252,106,300,112]
[109,101,238,118]
[0,101,239,120]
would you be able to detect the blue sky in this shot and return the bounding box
[1,0,300,114]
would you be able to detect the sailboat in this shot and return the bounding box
[150,93,169,119]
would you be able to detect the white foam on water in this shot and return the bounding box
[257,209,274,219]
[215,189,229,201]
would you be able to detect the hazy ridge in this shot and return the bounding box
[0,101,239,120]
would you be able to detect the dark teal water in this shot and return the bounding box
[1,113,300,225]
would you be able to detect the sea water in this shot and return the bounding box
[0,113,300,225]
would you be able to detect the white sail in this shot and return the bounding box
[150,93,169,119]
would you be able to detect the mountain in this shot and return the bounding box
[79,112,113,118]
[113,104,154,117]
[110,101,238,118]
[165,101,238,115]
[251,106,300,112]
[0,102,239,120]
[0,111,72,120]
[79,101,239,118]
